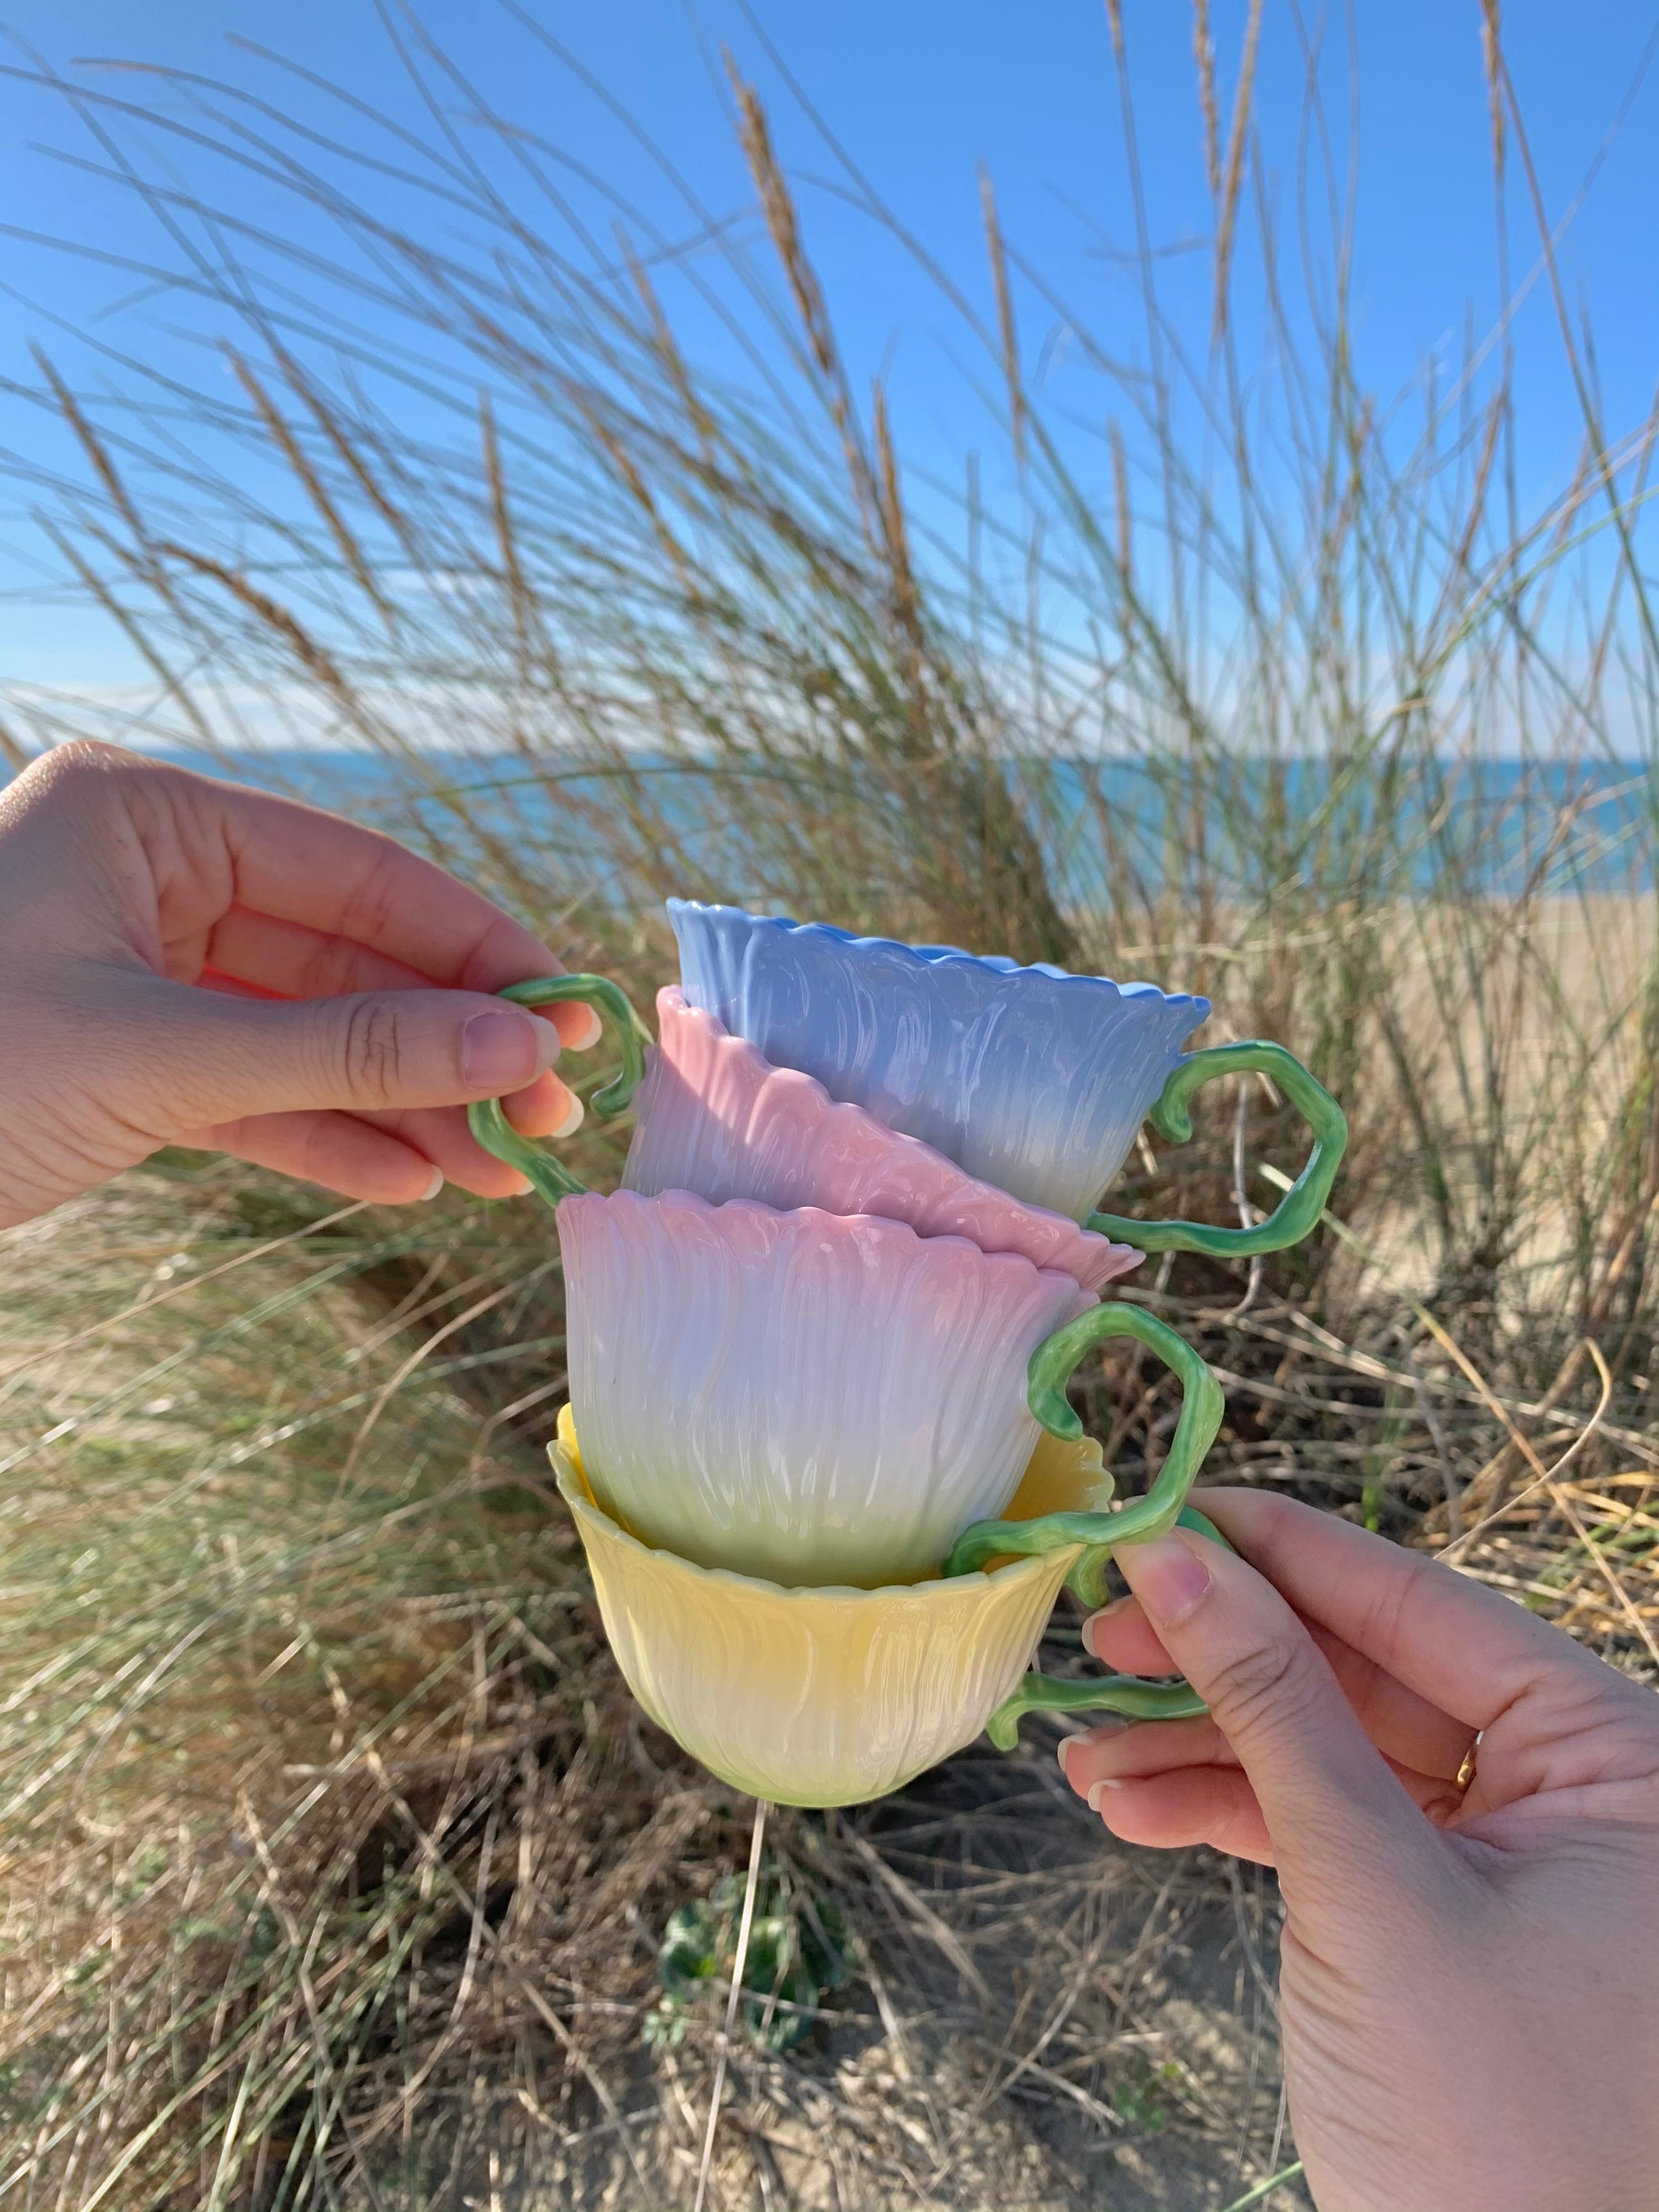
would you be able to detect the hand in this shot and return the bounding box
[0,742,601,1225]
[1057,1491,1659,2212]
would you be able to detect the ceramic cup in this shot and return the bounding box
[554,1344,1220,1808]
[669,900,1347,1252]
[553,1410,1108,1805]
[620,988,1144,1295]
[465,966,1235,1790]
[557,1187,1094,1589]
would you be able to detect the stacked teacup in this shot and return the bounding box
[469,902,1347,1808]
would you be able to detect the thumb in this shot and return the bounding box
[1113,1526,1436,1895]
[116,973,563,1130]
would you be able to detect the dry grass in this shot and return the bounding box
[0,1166,1314,2211]
[3,5,1659,2206]
[2,1153,1648,2211]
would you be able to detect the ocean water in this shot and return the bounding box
[8,746,1655,907]
[202,749,1659,904]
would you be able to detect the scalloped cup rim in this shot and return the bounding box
[562,1183,1096,1292]
[551,1442,1086,1601]
[666,897,1211,1016]
[629,988,1145,1289]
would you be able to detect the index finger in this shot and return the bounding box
[1085,1594,1476,1778]
[206,770,560,990]
[1191,1489,1604,1730]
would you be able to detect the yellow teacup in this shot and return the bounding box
[554,1405,1112,1807]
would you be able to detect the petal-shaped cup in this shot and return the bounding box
[621,988,1144,1295]
[557,1188,1093,1589]
[552,1409,1101,1804]
[562,1407,1212,1805]
[555,1387,1220,1807]
[670,900,1347,1251]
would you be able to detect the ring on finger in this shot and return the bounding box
[1453,1729,1484,1794]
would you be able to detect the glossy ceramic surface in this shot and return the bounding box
[622,988,1144,1295]
[553,1407,1105,1807]
[466,974,649,1204]
[558,1188,1092,1589]
[669,899,1211,1222]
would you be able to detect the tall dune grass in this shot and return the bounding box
[3,10,1658,2206]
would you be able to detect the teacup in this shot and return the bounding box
[669,900,1347,1251]
[465,968,1233,1798]
[554,1409,1107,1806]
[554,1311,1219,1808]
[557,1188,1093,1589]
[620,988,1144,1295]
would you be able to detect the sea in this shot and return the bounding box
[6,745,1655,907]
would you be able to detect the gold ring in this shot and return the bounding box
[1454,1729,1483,1794]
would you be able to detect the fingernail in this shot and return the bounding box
[420,1166,444,1201]
[1058,1717,1129,1783]
[1116,1534,1213,1626]
[1087,1779,1129,1812]
[1080,1598,1131,1657]
[548,1088,585,1140]
[560,1003,603,1050]
[462,1009,554,1090]
[527,1010,564,1065]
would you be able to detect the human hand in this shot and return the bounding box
[0,742,601,1226]
[1057,1491,1659,2212]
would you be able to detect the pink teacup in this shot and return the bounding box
[622,989,1142,1296]
[558,1188,1093,1590]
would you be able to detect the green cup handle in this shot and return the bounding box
[1086,1040,1347,1257]
[942,1303,1229,1746]
[466,974,652,1206]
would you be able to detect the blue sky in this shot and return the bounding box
[4,1,1659,692]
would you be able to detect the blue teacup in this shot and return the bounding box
[670,900,1345,1253]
